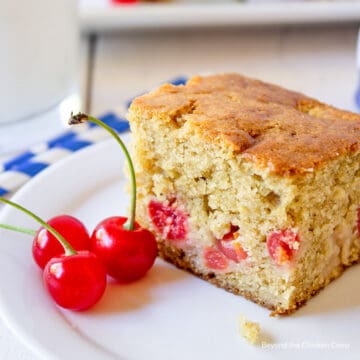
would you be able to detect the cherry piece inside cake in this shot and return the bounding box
[128,73,360,315]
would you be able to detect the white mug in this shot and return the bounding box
[0,0,79,138]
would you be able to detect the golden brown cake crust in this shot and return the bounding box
[130,73,360,175]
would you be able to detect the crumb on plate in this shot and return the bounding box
[239,315,260,345]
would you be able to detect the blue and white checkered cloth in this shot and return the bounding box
[0,77,187,197]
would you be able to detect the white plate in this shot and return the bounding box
[0,135,360,360]
[79,0,360,32]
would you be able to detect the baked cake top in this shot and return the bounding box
[130,74,360,175]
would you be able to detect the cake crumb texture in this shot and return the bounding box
[128,73,360,315]
[239,315,261,345]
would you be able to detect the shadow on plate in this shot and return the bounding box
[292,263,360,318]
[91,260,188,314]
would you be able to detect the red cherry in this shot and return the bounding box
[91,216,158,283]
[111,0,138,4]
[1,184,106,312]
[69,113,158,283]
[266,229,300,265]
[32,215,90,269]
[43,251,107,311]
[217,240,248,263]
[222,225,240,240]
[148,200,188,241]
[217,225,248,263]
[204,247,229,270]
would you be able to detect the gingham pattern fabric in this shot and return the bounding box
[0,77,187,197]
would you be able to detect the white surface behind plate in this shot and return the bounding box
[0,136,359,359]
[91,26,359,117]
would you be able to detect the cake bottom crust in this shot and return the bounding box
[157,240,359,316]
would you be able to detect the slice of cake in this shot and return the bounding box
[128,73,360,315]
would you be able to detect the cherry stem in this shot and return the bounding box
[0,223,36,236]
[69,112,136,231]
[0,197,76,256]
